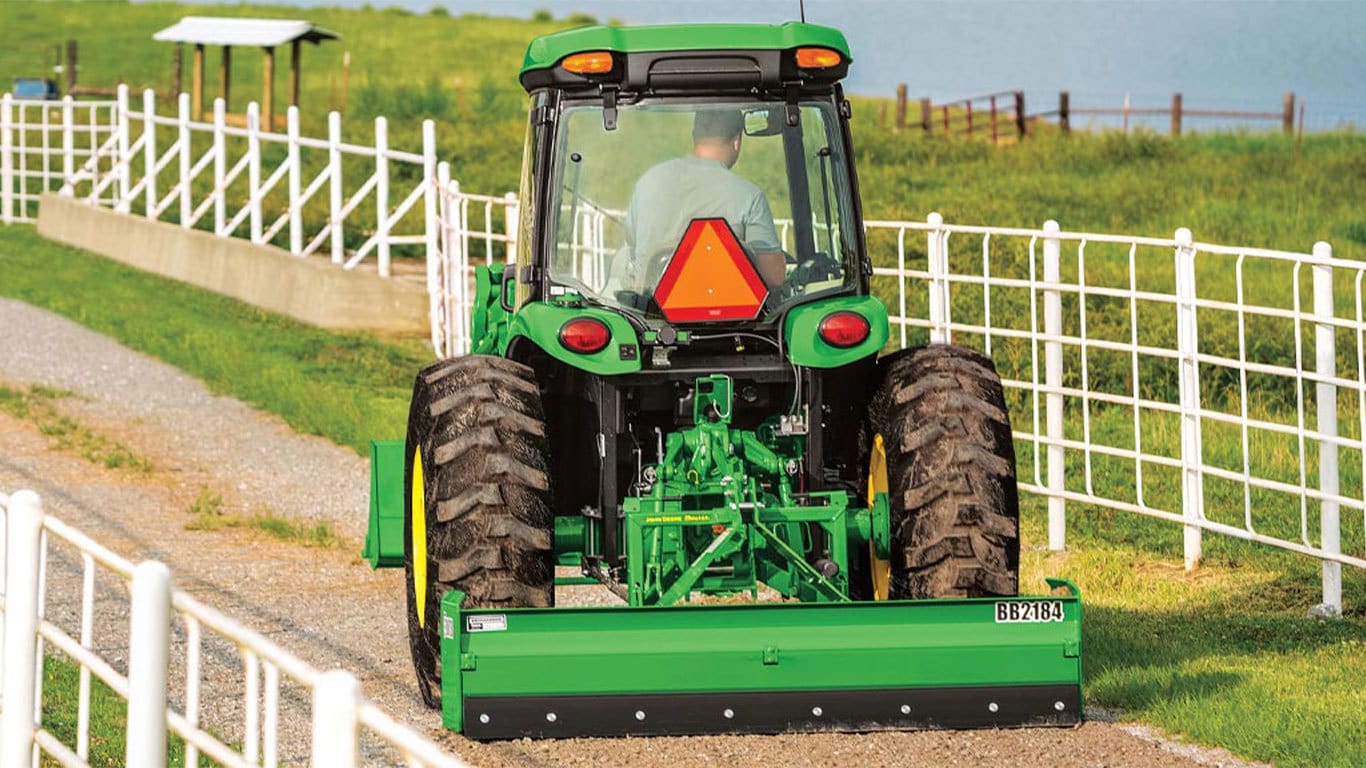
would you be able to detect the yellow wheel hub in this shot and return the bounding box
[868,434,891,600]
[412,446,428,627]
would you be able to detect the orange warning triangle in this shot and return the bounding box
[655,219,768,323]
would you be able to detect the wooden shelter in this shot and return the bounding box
[154,17,339,130]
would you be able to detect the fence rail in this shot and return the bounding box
[1,489,469,768]
[1037,91,1299,136]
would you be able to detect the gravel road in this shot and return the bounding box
[0,297,1267,768]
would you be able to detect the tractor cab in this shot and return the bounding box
[516,24,866,325]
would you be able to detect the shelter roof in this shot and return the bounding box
[152,17,340,47]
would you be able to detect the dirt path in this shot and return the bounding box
[0,298,1266,768]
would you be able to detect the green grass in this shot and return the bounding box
[184,486,344,548]
[0,382,151,471]
[0,226,425,454]
[41,653,210,766]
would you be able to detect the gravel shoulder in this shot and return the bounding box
[0,298,1267,768]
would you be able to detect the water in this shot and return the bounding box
[173,0,1364,130]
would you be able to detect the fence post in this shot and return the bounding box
[1043,220,1066,550]
[143,89,156,219]
[919,97,931,133]
[1014,91,1026,139]
[505,191,519,265]
[212,98,225,235]
[1059,91,1070,135]
[1311,241,1342,616]
[311,670,360,768]
[287,105,302,254]
[422,119,440,355]
[1,93,12,224]
[1282,92,1295,135]
[178,92,191,227]
[435,162,452,357]
[894,84,907,133]
[1174,227,1203,569]
[61,95,75,195]
[375,115,390,278]
[328,111,343,264]
[0,491,44,768]
[116,84,131,212]
[125,561,171,768]
[1171,92,1183,137]
[925,212,948,344]
[247,101,262,243]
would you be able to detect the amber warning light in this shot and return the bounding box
[795,47,842,69]
[561,51,614,74]
[655,219,768,323]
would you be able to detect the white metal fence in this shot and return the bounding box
[866,215,1364,614]
[0,96,119,221]
[0,489,469,768]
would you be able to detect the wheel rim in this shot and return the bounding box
[867,433,891,600]
[412,446,428,627]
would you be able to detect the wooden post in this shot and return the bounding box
[262,46,274,132]
[1283,92,1295,135]
[191,45,204,118]
[919,98,931,133]
[1014,91,1026,139]
[172,43,183,97]
[966,100,974,137]
[65,40,77,92]
[988,94,999,143]
[218,45,230,112]
[1171,92,1183,137]
[894,83,907,133]
[290,40,302,108]
[942,104,949,134]
[1059,91,1070,135]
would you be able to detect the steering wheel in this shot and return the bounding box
[790,251,842,285]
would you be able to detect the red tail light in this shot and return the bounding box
[818,311,870,348]
[559,317,611,354]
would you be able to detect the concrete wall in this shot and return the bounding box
[35,194,429,335]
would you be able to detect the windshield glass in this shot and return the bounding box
[548,100,856,320]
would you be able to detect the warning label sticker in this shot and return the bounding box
[465,614,508,632]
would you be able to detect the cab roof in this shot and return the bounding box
[520,22,852,81]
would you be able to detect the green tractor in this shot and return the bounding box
[365,22,1082,739]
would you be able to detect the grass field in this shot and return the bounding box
[3,2,1365,766]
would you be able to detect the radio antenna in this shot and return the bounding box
[799,0,806,22]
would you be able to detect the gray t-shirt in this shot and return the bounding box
[619,155,781,289]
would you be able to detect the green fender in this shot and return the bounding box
[505,301,642,375]
[783,294,890,368]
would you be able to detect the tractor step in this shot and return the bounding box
[439,579,1083,739]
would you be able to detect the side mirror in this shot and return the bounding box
[743,107,782,137]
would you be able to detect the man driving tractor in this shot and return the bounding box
[613,109,787,293]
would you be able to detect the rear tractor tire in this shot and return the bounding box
[403,355,554,708]
[870,344,1020,599]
